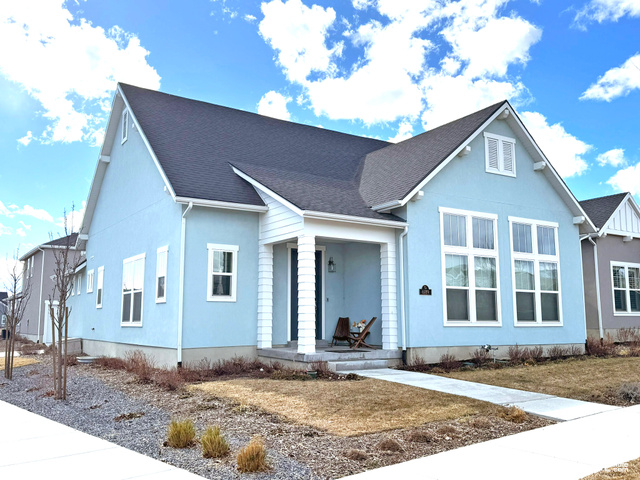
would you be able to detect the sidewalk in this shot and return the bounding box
[348,368,618,421]
[343,404,640,480]
[0,400,205,480]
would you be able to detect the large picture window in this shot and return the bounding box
[510,217,561,325]
[440,208,500,325]
[207,244,239,302]
[122,254,145,325]
[611,262,640,315]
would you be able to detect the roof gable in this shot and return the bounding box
[581,193,640,237]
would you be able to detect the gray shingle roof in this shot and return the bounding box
[579,193,628,230]
[44,233,78,248]
[358,101,506,207]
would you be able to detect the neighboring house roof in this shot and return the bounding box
[579,193,628,230]
[19,233,79,261]
[0,292,7,303]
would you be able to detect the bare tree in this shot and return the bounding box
[3,251,31,380]
[48,209,80,400]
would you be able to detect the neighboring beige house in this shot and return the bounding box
[580,193,640,340]
[18,234,81,343]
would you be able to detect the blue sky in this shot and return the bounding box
[1,0,639,283]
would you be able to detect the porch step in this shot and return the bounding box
[327,358,398,372]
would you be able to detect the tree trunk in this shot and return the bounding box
[63,307,69,400]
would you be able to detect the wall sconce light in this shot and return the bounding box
[328,257,336,273]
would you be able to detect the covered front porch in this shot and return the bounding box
[256,218,403,360]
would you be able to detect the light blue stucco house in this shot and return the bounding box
[68,84,596,368]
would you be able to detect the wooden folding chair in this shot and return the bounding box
[348,317,376,349]
[331,317,351,346]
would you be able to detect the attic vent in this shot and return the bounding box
[484,132,516,178]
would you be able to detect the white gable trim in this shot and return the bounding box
[232,166,304,216]
[599,193,640,239]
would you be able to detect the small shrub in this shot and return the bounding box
[201,426,229,458]
[378,437,403,452]
[345,449,368,461]
[617,328,640,345]
[65,355,78,366]
[407,430,434,443]
[508,345,524,364]
[124,350,156,383]
[436,424,459,437]
[547,345,569,360]
[237,436,268,473]
[471,348,490,366]
[586,336,616,357]
[568,345,583,357]
[500,406,527,423]
[526,346,544,363]
[309,361,332,378]
[439,353,461,372]
[469,416,493,429]
[94,356,128,370]
[618,383,640,404]
[153,369,185,391]
[166,419,196,448]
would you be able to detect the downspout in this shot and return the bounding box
[399,226,409,365]
[36,247,45,343]
[177,202,193,367]
[588,236,604,340]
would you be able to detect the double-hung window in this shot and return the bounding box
[156,246,168,303]
[122,254,145,325]
[611,262,640,315]
[440,208,500,324]
[484,132,516,177]
[207,244,238,302]
[510,217,561,325]
[87,269,94,293]
[96,266,104,308]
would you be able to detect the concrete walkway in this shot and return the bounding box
[0,400,205,480]
[344,404,640,480]
[348,368,618,421]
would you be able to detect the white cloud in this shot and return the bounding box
[574,0,640,27]
[520,111,591,178]
[16,227,26,237]
[352,0,374,9]
[17,131,33,146]
[0,0,160,144]
[596,148,626,167]
[257,91,292,120]
[259,0,343,84]
[10,204,54,222]
[0,200,13,217]
[55,201,86,231]
[608,162,640,195]
[0,223,12,236]
[244,14,257,22]
[19,221,31,231]
[581,54,640,102]
[389,120,414,143]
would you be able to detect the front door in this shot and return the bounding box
[290,248,322,341]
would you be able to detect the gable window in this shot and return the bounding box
[440,208,500,325]
[484,132,516,177]
[207,244,239,302]
[96,266,104,308]
[611,262,640,315]
[156,246,168,303]
[509,217,561,325]
[121,109,129,144]
[87,269,94,293]
[122,254,145,325]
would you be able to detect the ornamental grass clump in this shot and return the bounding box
[237,436,268,473]
[166,419,196,448]
[201,426,229,458]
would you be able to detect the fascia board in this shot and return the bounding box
[231,166,304,216]
[175,196,268,212]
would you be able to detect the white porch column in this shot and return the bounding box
[297,234,316,354]
[381,242,398,350]
[257,244,273,349]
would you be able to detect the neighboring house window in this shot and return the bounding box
[87,269,94,293]
[156,246,168,303]
[484,132,516,177]
[509,217,561,325]
[440,208,500,324]
[76,274,81,296]
[611,262,640,315]
[1,315,6,327]
[121,109,129,144]
[207,243,239,302]
[96,266,104,308]
[121,254,145,325]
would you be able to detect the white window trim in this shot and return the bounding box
[87,269,94,293]
[509,217,563,326]
[96,266,104,309]
[121,109,129,144]
[484,132,516,178]
[156,246,168,304]
[76,274,81,296]
[439,207,502,327]
[610,261,640,316]
[207,243,239,302]
[121,253,145,327]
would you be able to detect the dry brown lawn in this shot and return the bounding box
[0,356,39,370]
[582,457,640,479]
[444,357,640,404]
[191,377,501,436]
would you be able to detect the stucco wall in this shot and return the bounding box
[580,239,601,337]
[403,116,587,348]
